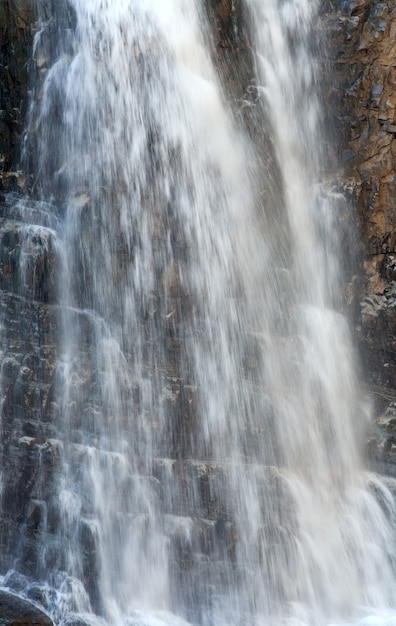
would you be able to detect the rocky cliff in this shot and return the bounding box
[0,0,34,191]
[326,0,396,390]
[1,0,396,622]
[322,0,396,470]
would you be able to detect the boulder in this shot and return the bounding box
[0,588,53,626]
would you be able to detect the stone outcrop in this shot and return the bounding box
[0,588,53,626]
[324,0,396,468]
[326,0,396,392]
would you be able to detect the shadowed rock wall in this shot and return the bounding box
[0,0,36,192]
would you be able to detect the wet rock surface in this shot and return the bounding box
[1,0,396,621]
[58,616,106,626]
[0,588,53,626]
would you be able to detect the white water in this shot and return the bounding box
[15,0,396,625]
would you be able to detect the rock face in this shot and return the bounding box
[1,0,396,622]
[0,0,35,192]
[326,0,396,392]
[0,588,53,626]
[323,0,396,468]
[0,2,283,621]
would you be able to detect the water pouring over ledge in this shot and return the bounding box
[3,0,396,624]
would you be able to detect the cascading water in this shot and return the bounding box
[4,0,396,625]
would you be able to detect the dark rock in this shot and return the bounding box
[26,583,56,613]
[380,254,396,283]
[0,0,36,191]
[58,614,107,626]
[368,400,396,477]
[1,571,31,594]
[0,588,53,626]
[0,218,59,303]
[78,520,101,616]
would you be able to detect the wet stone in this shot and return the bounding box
[0,588,53,626]
[58,614,107,626]
[1,572,31,595]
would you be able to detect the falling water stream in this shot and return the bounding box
[4,0,396,625]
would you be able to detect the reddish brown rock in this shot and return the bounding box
[326,1,396,393]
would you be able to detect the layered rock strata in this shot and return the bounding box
[1,0,396,620]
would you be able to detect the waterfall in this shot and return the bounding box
[4,0,396,625]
